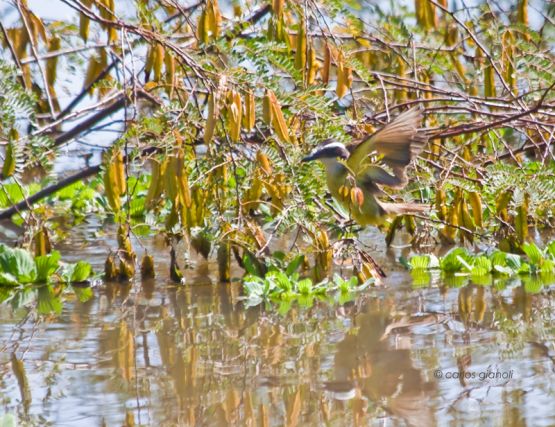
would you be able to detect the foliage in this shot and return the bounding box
[0,243,93,286]
[404,239,555,292]
[0,0,554,285]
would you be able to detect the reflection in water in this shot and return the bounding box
[1,276,555,426]
[1,224,555,425]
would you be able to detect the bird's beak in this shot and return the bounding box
[301,154,315,162]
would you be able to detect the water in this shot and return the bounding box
[1,223,554,426]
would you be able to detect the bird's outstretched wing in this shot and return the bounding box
[346,108,428,192]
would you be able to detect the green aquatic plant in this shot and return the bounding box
[0,244,93,286]
[404,239,555,290]
[242,257,373,309]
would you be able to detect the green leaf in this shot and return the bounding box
[71,261,92,282]
[440,247,470,272]
[35,251,61,282]
[0,245,37,283]
[0,272,19,286]
[297,278,313,295]
[521,242,543,265]
[285,255,304,276]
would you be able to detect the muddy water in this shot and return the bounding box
[1,224,555,426]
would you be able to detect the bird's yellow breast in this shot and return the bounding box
[323,161,386,226]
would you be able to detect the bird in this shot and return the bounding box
[302,107,429,226]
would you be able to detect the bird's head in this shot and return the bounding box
[301,139,349,163]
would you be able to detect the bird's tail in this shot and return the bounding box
[381,202,430,216]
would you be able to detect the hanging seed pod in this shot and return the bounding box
[206,0,222,39]
[163,156,179,204]
[145,159,164,209]
[515,193,529,243]
[262,90,273,124]
[102,152,121,212]
[1,141,17,179]
[197,9,208,44]
[468,192,483,227]
[176,156,192,208]
[140,253,155,279]
[46,36,61,87]
[256,150,273,175]
[495,190,512,222]
[164,52,175,96]
[34,226,51,257]
[435,188,447,220]
[105,253,119,280]
[441,199,460,242]
[204,92,218,144]
[79,0,92,42]
[113,149,126,196]
[445,23,458,47]
[350,187,364,208]
[502,31,517,94]
[459,199,475,243]
[243,91,255,131]
[294,16,307,72]
[336,53,353,99]
[169,247,183,283]
[484,63,496,98]
[517,0,528,26]
[450,53,467,83]
[267,90,291,143]
[306,45,319,85]
[153,43,165,82]
[226,90,242,142]
[322,42,331,85]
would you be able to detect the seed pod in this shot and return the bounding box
[226,90,242,142]
[306,45,319,85]
[441,199,460,242]
[206,0,221,39]
[113,150,126,196]
[145,159,163,209]
[104,254,119,280]
[322,42,331,84]
[46,36,61,87]
[502,31,517,94]
[435,189,447,220]
[484,63,495,98]
[468,192,483,227]
[164,52,175,95]
[103,152,120,212]
[164,156,179,204]
[515,193,529,243]
[256,150,273,175]
[350,187,364,208]
[243,91,255,131]
[335,53,352,99]
[459,199,475,243]
[34,226,51,257]
[153,43,165,82]
[176,155,192,208]
[79,0,92,42]
[197,9,208,44]
[84,49,107,94]
[140,253,155,279]
[495,191,512,221]
[266,90,291,143]
[1,141,17,179]
[445,23,458,47]
[262,90,273,124]
[204,92,218,144]
[294,16,307,72]
[517,0,528,26]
